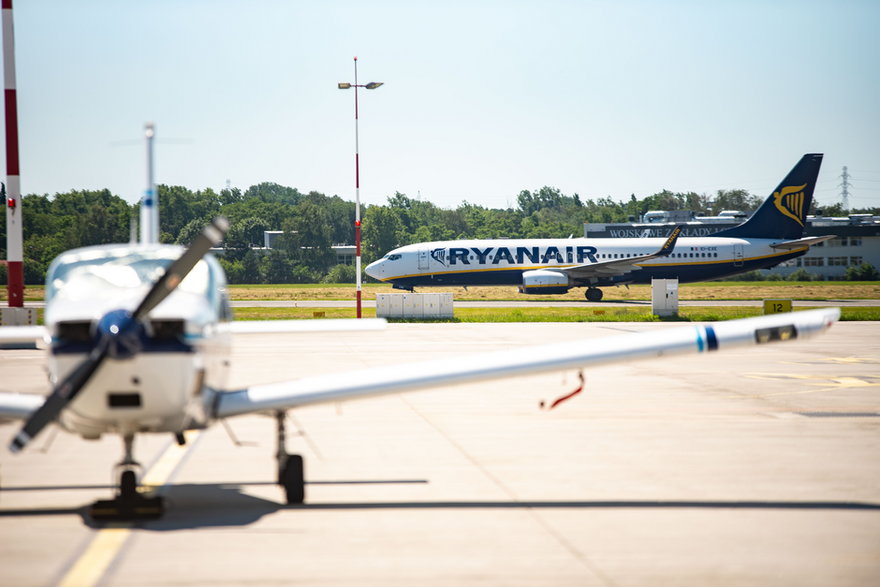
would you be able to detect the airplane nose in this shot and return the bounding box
[365,259,382,279]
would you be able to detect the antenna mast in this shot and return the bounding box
[839,166,851,212]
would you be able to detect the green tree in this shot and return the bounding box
[244,182,303,205]
[711,189,761,215]
[241,249,262,283]
[844,262,880,281]
[227,216,271,249]
[362,205,404,262]
[281,201,335,272]
[263,250,294,283]
[785,268,820,281]
[322,264,356,283]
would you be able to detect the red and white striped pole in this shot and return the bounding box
[3,0,23,308]
[353,57,362,318]
[338,58,382,319]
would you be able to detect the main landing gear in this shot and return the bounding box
[585,287,604,302]
[90,435,164,521]
[276,411,305,504]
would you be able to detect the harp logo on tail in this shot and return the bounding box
[773,184,807,226]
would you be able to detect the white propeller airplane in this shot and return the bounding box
[0,188,840,521]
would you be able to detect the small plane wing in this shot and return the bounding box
[770,235,836,250]
[0,323,50,421]
[0,325,49,345]
[0,392,45,421]
[224,318,387,335]
[561,225,683,281]
[213,308,838,419]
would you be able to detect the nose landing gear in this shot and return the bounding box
[89,435,164,521]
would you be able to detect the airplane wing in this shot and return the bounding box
[561,225,682,281]
[225,318,386,335]
[0,325,49,345]
[0,393,45,421]
[213,308,838,419]
[770,235,836,250]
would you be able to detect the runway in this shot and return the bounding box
[1,321,878,585]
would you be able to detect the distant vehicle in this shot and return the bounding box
[366,154,833,301]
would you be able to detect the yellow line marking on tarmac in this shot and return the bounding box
[141,430,199,490]
[57,430,200,587]
[727,372,880,398]
[58,525,131,587]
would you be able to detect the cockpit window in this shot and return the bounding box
[46,247,211,303]
[387,254,402,261]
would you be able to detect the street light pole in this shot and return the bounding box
[339,57,383,318]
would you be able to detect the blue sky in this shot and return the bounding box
[6,0,880,211]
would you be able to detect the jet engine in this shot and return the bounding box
[519,269,571,295]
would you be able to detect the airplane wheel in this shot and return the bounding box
[119,469,138,500]
[585,288,603,302]
[280,454,305,504]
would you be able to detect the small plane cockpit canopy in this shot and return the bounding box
[46,245,213,303]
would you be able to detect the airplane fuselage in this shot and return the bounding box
[366,236,806,291]
[43,244,232,439]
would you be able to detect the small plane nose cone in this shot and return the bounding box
[97,309,143,359]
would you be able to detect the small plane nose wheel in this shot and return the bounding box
[119,468,139,501]
[89,434,164,521]
[276,411,305,504]
[585,287,603,302]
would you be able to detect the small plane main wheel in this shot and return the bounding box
[585,288,603,302]
[119,469,138,500]
[280,454,305,504]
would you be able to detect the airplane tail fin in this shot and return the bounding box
[712,154,823,240]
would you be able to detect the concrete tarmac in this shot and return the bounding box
[1,320,878,586]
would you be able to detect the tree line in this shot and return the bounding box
[1,182,876,284]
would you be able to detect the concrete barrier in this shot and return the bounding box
[376,293,453,319]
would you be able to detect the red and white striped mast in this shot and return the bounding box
[3,0,23,308]
[338,57,383,318]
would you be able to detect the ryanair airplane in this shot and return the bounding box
[366,154,832,301]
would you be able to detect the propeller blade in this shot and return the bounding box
[9,342,108,452]
[133,217,228,319]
